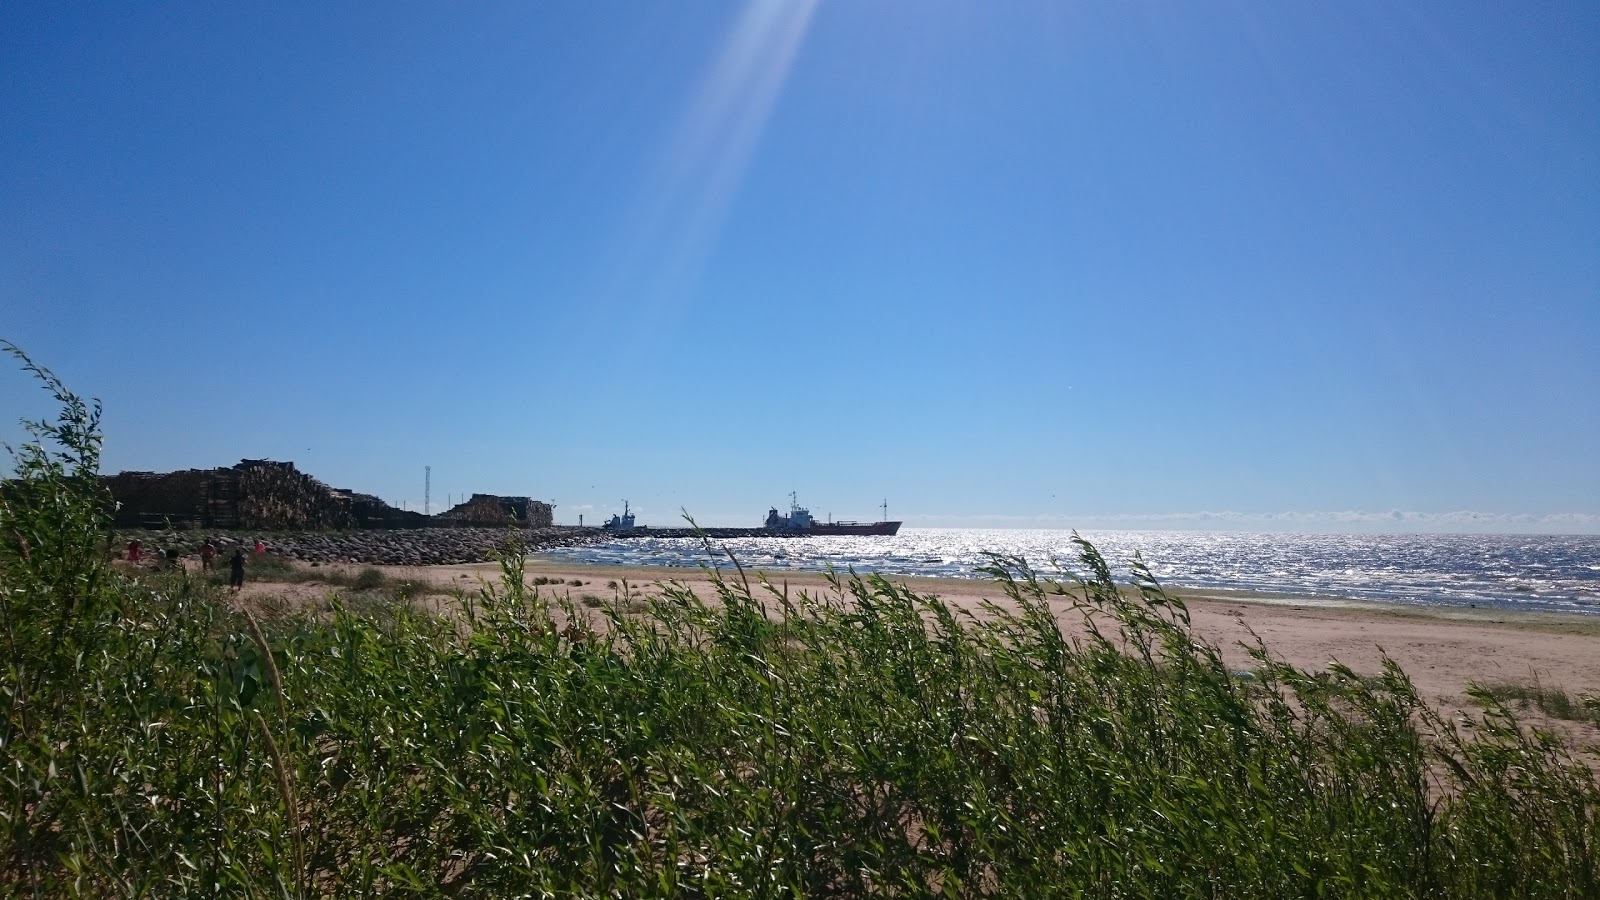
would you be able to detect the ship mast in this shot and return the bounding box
[881,499,888,522]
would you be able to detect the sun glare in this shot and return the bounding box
[601,0,819,324]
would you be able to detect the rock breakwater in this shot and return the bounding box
[119,527,607,566]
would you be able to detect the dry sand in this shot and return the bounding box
[237,556,1600,738]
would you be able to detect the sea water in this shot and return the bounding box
[539,529,1600,616]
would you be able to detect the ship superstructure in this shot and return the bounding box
[601,501,637,532]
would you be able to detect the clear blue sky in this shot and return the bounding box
[3,1,1597,532]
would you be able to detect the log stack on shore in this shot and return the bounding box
[121,527,606,567]
[438,494,554,528]
[102,460,528,533]
[103,460,367,530]
[102,468,225,528]
[234,460,357,530]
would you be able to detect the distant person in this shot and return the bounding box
[253,539,265,557]
[200,540,216,571]
[229,549,246,590]
[127,539,141,564]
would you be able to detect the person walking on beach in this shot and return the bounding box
[229,549,246,590]
[200,540,216,571]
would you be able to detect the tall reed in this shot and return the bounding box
[2,345,1596,897]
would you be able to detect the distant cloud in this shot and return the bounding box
[906,510,1600,534]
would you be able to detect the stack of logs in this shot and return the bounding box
[348,493,433,529]
[101,461,548,531]
[439,494,554,528]
[104,459,369,530]
[233,460,355,530]
[102,469,218,527]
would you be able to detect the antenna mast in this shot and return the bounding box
[882,498,888,522]
[425,466,431,516]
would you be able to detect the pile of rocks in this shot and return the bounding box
[119,527,606,567]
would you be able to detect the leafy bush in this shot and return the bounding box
[249,552,296,576]
[3,345,1598,897]
[352,566,385,592]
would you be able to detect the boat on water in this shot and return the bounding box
[765,495,901,536]
[601,501,642,532]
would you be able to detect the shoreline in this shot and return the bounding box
[538,531,1600,619]
[530,552,1600,631]
[231,555,1600,736]
[124,527,1597,617]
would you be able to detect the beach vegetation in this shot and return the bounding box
[351,566,385,592]
[3,345,1599,897]
[188,550,424,600]
[1476,675,1600,728]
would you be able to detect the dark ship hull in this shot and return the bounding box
[802,521,901,536]
[765,496,901,536]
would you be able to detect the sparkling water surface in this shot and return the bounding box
[539,530,1600,616]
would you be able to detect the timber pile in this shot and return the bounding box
[349,493,433,529]
[234,460,356,530]
[439,494,515,526]
[440,494,554,528]
[101,460,370,530]
[102,469,222,527]
[516,497,555,528]
[102,459,553,532]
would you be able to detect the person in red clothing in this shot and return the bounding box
[253,539,265,557]
[127,539,141,563]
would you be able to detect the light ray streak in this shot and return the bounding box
[594,0,819,337]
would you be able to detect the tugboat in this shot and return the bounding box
[601,501,639,532]
[764,495,901,536]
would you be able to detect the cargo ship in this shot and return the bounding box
[764,495,901,536]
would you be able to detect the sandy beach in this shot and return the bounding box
[236,554,1600,726]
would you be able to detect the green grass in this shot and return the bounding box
[192,552,428,600]
[1476,675,1600,728]
[5,342,1600,897]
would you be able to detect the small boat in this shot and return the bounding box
[764,495,901,536]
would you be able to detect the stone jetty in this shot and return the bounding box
[122,527,607,567]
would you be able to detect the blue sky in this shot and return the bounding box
[3,1,1597,532]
